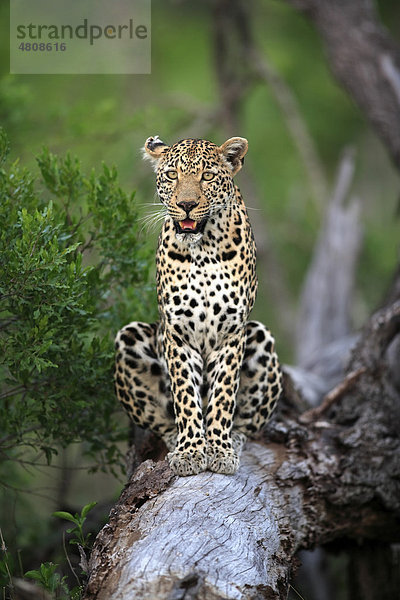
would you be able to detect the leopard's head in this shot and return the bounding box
[143,136,248,243]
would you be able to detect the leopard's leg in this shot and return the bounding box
[233,320,282,452]
[114,322,177,451]
[163,328,207,476]
[205,330,246,475]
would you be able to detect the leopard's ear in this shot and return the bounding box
[219,137,248,176]
[143,136,169,171]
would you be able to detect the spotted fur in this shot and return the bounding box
[115,137,282,476]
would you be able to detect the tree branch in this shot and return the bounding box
[283,0,400,170]
[295,147,363,366]
[84,296,400,599]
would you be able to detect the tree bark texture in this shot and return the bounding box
[84,300,400,600]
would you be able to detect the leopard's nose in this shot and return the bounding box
[177,200,199,214]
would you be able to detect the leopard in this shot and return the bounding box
[114,135,282,476]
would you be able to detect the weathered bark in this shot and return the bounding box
[84,300,400,600]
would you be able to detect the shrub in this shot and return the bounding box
[0,128,156,474]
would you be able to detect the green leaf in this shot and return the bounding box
[52,511,78,524]
[24,570,42,582]
[42,446,58,466]
[81,501,97,519]
[66,526,77,534]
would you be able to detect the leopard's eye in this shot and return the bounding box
[165,170,178,180]
[202,171,215,181]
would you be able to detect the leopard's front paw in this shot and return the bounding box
[206,446,240,475]
[231,431,247,453]
[167,449,207,476]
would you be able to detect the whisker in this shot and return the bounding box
[138,206,168,233]
[137,209,166,221]
[138,213,166,225]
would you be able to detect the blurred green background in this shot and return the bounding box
[0,0,399,597]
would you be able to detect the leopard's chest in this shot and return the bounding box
[156,217,256,354]
[162,262,246,350]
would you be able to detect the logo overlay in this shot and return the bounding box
[10,0,151,74]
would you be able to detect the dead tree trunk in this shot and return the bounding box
[284,0,400,169]
[84,297,400,600]
[295,148,362,367]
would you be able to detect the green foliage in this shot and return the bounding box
[1,500,98,599]
[53,501,97,549]
[24,561,83,599]
[25,562,71,598]
[0,544,14,589]
[0,128,156,474]
[19,502,98,599]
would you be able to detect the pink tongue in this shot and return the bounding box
[181,219,196,229]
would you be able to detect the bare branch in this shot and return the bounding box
[283,0,400,169]
[299,365,367,423]
[296,148,362,365]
